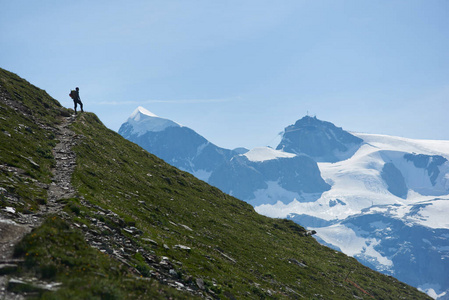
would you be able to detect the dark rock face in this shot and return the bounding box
[404,153,447,186]
[208,155,267,200]
[276,116,362,162]
[208,154,330,202]
[329,199,346,207]
[381,163,408,199]
[119,123,236,180]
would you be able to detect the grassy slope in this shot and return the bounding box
[0,68,430,299]
[0,68,61,212]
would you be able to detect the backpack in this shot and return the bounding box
[69,90,76,99]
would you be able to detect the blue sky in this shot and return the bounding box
[1,1,448,149]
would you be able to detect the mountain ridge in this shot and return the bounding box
[0,68,431,298]
[119,107,241,181]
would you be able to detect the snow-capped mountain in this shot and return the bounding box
[120,106,181,135]
[257,125,449,299]
[119,110,449,299]
[118,107,239,181]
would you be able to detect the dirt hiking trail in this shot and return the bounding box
[0,91,78,298]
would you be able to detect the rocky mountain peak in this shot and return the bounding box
[276,116,363,162]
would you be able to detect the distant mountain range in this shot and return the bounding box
[119,106,449,299]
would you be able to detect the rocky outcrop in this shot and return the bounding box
[72,200,205,297]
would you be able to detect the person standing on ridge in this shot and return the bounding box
[69,87,83,114]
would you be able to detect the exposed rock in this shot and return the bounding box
[174,244,191,251]
[215,247,236,264]
[288,258,307,268]
[142,238,158,246]
[179,224,193,231]
[7,278,62,293]
[196,278,205,290]
[305,230,317,236]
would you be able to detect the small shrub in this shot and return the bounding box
[36,147,53,159]
[68,202,81,215]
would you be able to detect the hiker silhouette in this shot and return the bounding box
[70,87,83,114]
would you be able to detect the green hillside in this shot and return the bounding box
[0,68,430,299]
